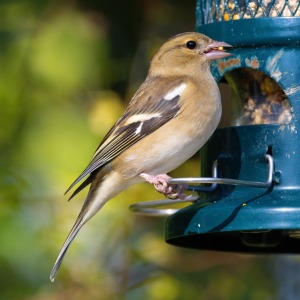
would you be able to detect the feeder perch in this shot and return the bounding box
[131,0,300,253]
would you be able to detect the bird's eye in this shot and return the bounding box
[186,40,197,50]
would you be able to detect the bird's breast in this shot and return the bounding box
[119,89,221,178]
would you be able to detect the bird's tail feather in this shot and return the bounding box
[50,182,100,282]
[50,214,84,282]
[50,170,124,282]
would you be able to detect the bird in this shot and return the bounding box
[50,32,232,281]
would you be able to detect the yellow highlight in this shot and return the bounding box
[88,91,124,135]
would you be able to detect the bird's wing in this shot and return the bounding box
[66,79,187,196]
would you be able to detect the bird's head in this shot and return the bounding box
[149,32,233,77]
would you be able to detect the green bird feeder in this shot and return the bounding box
[131,0,300,253]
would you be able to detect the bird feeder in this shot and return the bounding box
[164,0,300,252]
[131,0,300,253]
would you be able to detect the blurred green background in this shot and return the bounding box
[1,0,297,299]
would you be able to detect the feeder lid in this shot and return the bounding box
[196,18,300,46]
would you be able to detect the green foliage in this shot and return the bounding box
[0,0,283,299]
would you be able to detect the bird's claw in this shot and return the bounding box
[160,182,188,200]
[140,173,188,200]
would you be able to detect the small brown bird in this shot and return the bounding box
[50,32,232,281]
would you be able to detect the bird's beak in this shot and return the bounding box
[204,40,233,60]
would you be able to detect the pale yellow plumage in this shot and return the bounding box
[50,32,232,281]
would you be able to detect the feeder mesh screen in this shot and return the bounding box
[199,0,300,24]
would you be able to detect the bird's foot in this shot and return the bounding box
[140,173,188,200]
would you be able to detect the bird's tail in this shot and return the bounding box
[50,171,124,282]
[50,213,84,282]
